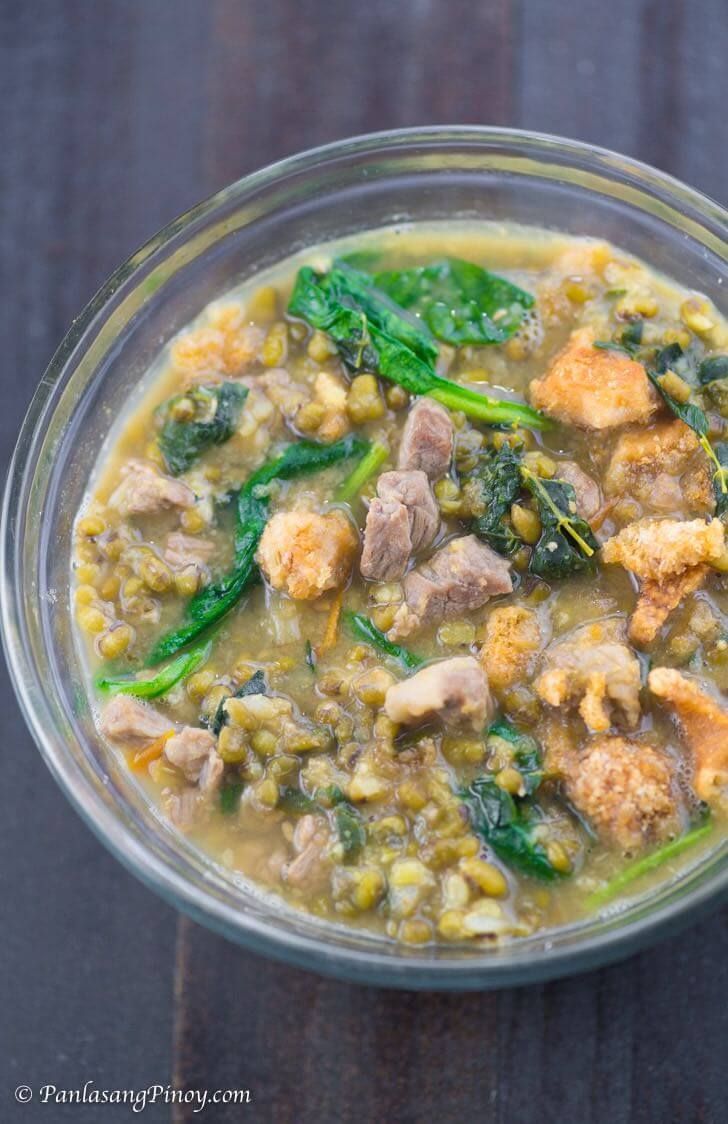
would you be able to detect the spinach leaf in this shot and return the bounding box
[487,718,542,795]
[520,467,598,579]
[220,780,244,815]
[327,262,438,365]
[158,383,248,475]
[372,257,535,345]
[333,802,366,860]
[343,611,424,670]
[278,787,321,815]
[96,637,211,698]
[461,776,562,880]
[698,355,728,385]
[470,443,523,555]
[288,266,548,430]
[147,436,368,664]
[210,669,267,736]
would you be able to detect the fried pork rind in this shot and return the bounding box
[649,668,728,809]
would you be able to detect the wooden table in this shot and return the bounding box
[2,3,726,1121]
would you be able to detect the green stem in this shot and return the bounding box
[97,639,212,699]
[699,435,728,495]
[428,386,548,429]
[343,611,424,670]
[335,441,389,501]
[520,466,595,557]
[586,820,714,909]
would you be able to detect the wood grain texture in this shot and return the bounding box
[1,2,726,1123]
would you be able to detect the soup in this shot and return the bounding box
[71,225,728,946]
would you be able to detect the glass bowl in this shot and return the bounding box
[2,127,726,990]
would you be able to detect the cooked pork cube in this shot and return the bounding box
[384,656,493,730]
[256,510,358,600]
[360,469,439,581]
[601,517,725,581]
[535,621,641,732]
[480,605,542,693]
[360,499,412,582]
[388,535,513,640]
[397,398,454,479]
[164,726,219,783]
[649,667,728,809]
[529,327,658,429]
[99,696,174,745]
[377,470,439,552]
[108,459,195,516]
[283,814,333,892]
[163,532,216,570]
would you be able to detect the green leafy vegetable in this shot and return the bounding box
[288,266,548,430]
[220,780,244,815]
[371,257,535,346]
[333,802,366,860]
[697,355,728,385]
[147,435,367,664]
[470,443,523,555]
[586,817,713,908]
[96,638,211,698]
[158,383,248,475]
[335,441,389,502]
[210,669,267,736]
[520,466,598,579]
[278,787,321,815]
[461,776,563,881]
[487,718,542,795]
[343,611,424,670]
[712,442,728,516]
[327,262,438,364]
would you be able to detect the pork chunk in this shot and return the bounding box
[164,532,216,570]
[283,814,333,892]
[480,605,543,693]
[649,668,728,808]
[377,470,439,552]
[108,460,195,517]
[388,535,513,640]
[361,469,439,581]
[384,656,493,730]
[601,517,725,581]
[560,735,681,853]
[99,696,174,746]
[360,500,412,581]
[604,420,714,515]
[164,726,218,783]
[397,398,454,479]
[529,327,659,429]
[554,460,601,520]
[535,621,641,732]
[256,510,357,600]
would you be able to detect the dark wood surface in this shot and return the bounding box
[1,3,727,1122]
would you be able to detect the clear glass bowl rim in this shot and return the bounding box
[2,125,727,990]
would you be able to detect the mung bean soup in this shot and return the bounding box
[73,225,728,946]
